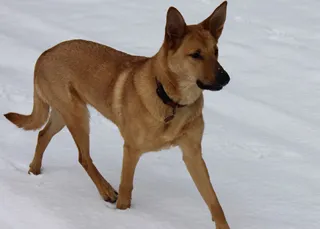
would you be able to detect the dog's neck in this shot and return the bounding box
[151,49,203,106]
[155,78,186,122]
[132,53,203,123]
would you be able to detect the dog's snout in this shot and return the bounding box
[216,65,230,86]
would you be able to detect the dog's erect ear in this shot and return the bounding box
[200,1,227,40]
[165,7,187,48]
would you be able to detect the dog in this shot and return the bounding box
[4,1,231,228]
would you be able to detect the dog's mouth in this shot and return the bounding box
[196,80,223,91]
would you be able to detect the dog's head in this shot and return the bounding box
[161,1,229,100]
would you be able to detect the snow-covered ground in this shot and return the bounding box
[1,0,320,228]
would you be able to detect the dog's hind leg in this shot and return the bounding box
[60,99,118,203]
[29,108,65,175]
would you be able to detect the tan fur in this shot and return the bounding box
[4,1,231,228]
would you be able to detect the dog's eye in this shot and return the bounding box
[189,50,203,60]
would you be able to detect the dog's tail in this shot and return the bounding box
[4,89,49,131]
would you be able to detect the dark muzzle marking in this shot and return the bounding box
[197,63,230,91]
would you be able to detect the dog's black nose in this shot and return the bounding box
[216,64,230,86]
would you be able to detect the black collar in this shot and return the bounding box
[156,78,186,122]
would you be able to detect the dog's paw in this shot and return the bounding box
[99,181,118,203]
[116,196,131,210]
[215,223,230,229]
[101,188,118,203]
[28,164,41,175]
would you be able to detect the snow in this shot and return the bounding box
[1,0,320,228]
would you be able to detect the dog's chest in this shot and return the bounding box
[118,90,203,152]
[121,111,191,152]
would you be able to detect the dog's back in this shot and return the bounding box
[6,39,148,129]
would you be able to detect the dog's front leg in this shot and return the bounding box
[179,140,230,229]
[116,144,141,210]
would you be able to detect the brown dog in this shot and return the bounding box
[4,1,231,228]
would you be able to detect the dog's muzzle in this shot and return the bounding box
[197,63,230,91]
